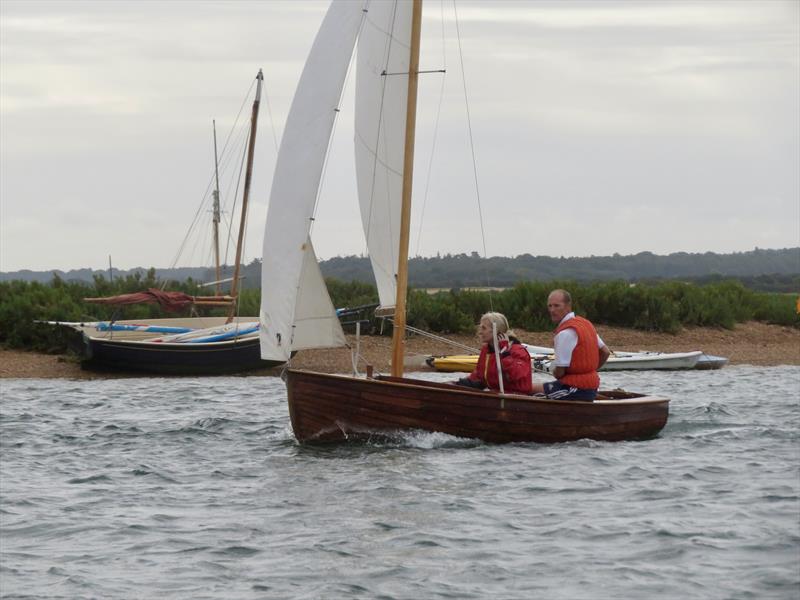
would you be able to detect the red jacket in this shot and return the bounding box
[463,338,532,394]
[554,316,601,390]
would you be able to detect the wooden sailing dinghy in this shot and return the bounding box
[287,371,668,444]
[259,0,669,443]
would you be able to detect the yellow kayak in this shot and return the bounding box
[425,355,480,373]
[426,353,548,373]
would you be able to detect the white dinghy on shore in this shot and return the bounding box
[427,346,727,373]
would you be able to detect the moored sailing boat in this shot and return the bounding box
[52,70,281,374]
[259,0,669,443]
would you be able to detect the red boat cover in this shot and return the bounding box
[84,288,196,312]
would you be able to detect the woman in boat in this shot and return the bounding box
[455,312,532,395]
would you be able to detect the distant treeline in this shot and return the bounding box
[3,247,799,292]
[2,272,796,353]
[321,248,800,291]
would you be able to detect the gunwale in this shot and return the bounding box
[286,369,669,444]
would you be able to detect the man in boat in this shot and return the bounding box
[532,289,611,401]
[454,312,532,395]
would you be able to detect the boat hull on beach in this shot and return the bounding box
[81,336,271,375]
[599,350,702,370]
[286,369,670,444]
[60,317,281,375]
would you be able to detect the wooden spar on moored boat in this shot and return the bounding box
[84,290,236,308]
[212,120,222,296]
[258,0,669,444]
[228,69,263,322]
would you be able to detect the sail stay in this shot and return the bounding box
[354,2,413,312]
[259,1,365,362]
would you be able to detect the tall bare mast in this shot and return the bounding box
[212,120,222,296]
[228,69,263,322]
[390,0,423,377]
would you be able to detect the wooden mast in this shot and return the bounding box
[212,120,222,296]
[228,69,263,322]
[390,0,423,377]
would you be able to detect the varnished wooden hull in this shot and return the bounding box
[286,370,669,444]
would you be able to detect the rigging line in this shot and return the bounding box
[185,212,208,272]
[217,77,257,169]
[386,318,479,353]
[190,236,216,289]
[224,129,250,266]
[361,0,401,274]
[167,180,215,272]
[167,79,257,273]
[414,0,448,257]
[237,210,251,317]
[219,125,251,224]
[221,127,252,264]
[206,83,255,232]
[391,319,550,373]
[220,117,251,176]
[453,0,493,311]
[309,4,371,235]
[218,211,233,264]
[262,79,280,154]
[169,131,240,282]
[204,242,216,275]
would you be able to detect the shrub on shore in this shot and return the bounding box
[0,275,796,352]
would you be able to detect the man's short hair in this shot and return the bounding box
[551,289,572,305]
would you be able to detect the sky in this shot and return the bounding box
[1,0,798,272]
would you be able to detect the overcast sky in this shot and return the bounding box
[1,0,798,272]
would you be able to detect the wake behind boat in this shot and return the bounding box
[258,0,669,444]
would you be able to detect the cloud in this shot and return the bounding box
[1,0,797,271]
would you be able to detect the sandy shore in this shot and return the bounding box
[1,321,797,379]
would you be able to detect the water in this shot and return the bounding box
[1,366,798,599]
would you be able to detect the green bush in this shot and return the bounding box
[1,275,796,352]
[407,290,473,334]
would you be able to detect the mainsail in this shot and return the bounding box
[354,2,413,312]
[259,2,366,362]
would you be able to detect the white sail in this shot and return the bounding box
[354,1,413,312]
[291,239,347,351]
[260,1,364,361]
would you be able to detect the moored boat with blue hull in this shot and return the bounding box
[82,335,274,375]
[286,369,670,444]
[42,71,272,376]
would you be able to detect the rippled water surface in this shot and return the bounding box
[1,366,799,599]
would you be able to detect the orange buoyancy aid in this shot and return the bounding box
[554,316,601,390]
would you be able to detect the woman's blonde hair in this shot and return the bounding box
[480,312,515,339]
